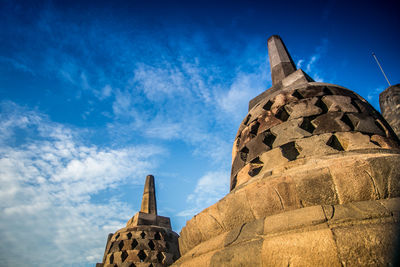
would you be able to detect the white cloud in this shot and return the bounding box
[297,38,329,82]
[178,170,229,217]
[0,102,164,266]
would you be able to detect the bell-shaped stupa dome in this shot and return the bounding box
[175,35,400,266]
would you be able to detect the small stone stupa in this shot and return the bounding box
[174,35,400,266]
[97,175,180,267]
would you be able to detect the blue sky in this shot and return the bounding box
[0,0,399,266]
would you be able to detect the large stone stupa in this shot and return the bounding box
[174,35,400,266]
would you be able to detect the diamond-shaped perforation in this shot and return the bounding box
[127,232,132,239]
[131,239,138,249]
[148,240,155,250]
[154,232,161,240]
[280,142,300,161]
[275,107,289,121]
[118,240,124,250]
[121,250,128,262]
[140,231,146,239]
[114,233,120,240]
[109,254,114,264]
[263,100,273,110]
[292,90,304,100]
[137,250,147,262]
[157,252,164,263]
[299,117,316,134]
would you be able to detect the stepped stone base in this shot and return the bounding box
[174,198,400,266]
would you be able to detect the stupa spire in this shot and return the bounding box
[268,35,296,85]
[140,174,157,215]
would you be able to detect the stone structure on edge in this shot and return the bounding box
[380,84,400,139]
[174,35,400,266]
[99,35,400,266]
[97,175,180,267]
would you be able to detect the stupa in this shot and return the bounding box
[174,35,400,266]
[97,175,180,267]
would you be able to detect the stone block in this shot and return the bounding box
[184,232,228,259]
[293,167,339,207]
[261,227,341,267]
[270,91,299,114]
[179,216,204,256]
[297,85,330,98]
[244,176,294,219]
[334,131,379,151]
[324,200,391,225]
[327,85,358,99]
[295,134,339,158]
[192,208,225,246]
[366,154,400,198]
[217,189,255,232]
[224,218,264,247]
[346,113,385,135]
[332,223,400,266]
[311,112,351,134]
[231,152,246,178]
[322,95,358,112]
[329,158,378,203]
[258,148,289,173]
[270,118,312,147]
[246,132,271,162]
[285,97,322,119]
[236,163,258,187]
[263,205,327,234]
[370,135,400,149]
[210,239,263,266]
[174,250,215,267]
[256,111,282,134]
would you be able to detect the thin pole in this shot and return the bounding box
[372,52,391,86]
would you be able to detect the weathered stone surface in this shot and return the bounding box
[334,131,379,151]
[293,167,338,207]
[264,205,326,234]
[311,112,351,134]
[370,134,400,149]
[211,239,264,266]
[295,134,338,158]
[258,148,289,174]
[256,111,282,134]
[285,97,322,119]
[270,118,312,147]
[332,223,400,266]
[380,84,400,138]
[324,200,391,225]
[322,95,358,113]
[346,113,385,135]
[261,227,341,267]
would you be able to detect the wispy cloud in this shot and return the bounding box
[0,102,164,266]
[178,170,229,217]
[296,38,329,82]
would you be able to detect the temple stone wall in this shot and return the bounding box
[380,84,400,139]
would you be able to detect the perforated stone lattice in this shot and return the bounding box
[230,84,400,191]
[103,227,179,267]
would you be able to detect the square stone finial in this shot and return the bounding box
[268,35,297,85]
